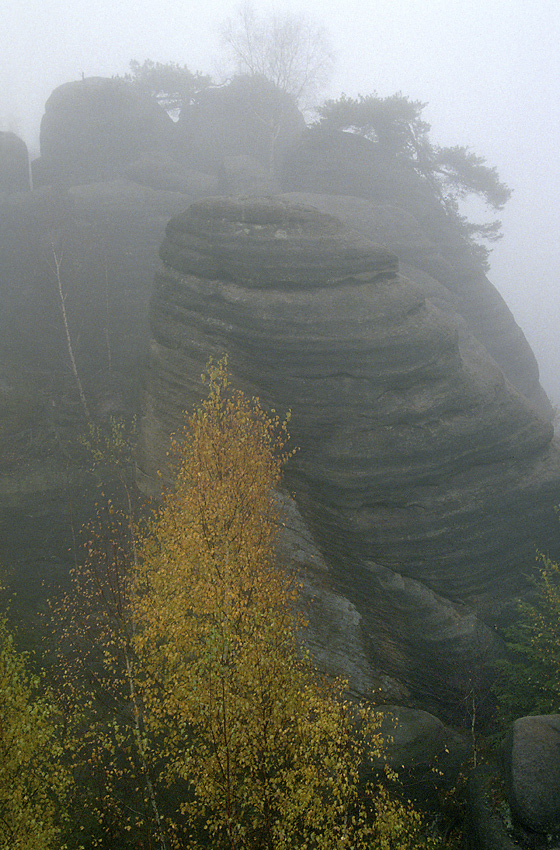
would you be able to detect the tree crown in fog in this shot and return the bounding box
[220,3,335,105]
[124,59,212,117]
[317,92,512,266]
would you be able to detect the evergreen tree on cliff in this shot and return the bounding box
[124,59,212,117]
[316,93,511,267]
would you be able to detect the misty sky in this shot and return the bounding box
[2,0,559,402]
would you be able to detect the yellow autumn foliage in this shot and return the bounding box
[0,614,69,850]
[132,359,435,849]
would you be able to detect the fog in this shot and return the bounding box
[2,0,559,402]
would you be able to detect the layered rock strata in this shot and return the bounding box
[140,196,560,709]
[283,132,551,418]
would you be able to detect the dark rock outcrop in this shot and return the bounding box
[283,128,401,202]
[139,195,560,710]
[123,154,218,196]
[502,715,560,836]
[175,75,305,178]
[0,131,30,193]
[218,155,278,196]
[4,77,559,727]
[37,77,174,186]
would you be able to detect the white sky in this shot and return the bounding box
[2,0,559,402]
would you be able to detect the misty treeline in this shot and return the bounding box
[0,361,450,850]
[121,3,510,268]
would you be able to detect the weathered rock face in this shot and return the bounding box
[218,155,278,196]
[123,154,219,196]
[283,128,402,202]
[36,77,174,185]
[139,195,560,711]
[502,715,560,836]
[5,78,559,724]
[281,192,551,419]
[0,131,30,193]
[282,132,552,419]
[0,180,205,621]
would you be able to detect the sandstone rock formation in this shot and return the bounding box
[123,154,219,196]
[283,130,551,418]
[283,128,399,203]
[218,154,278,196]
[36,77,174,186]
[139,195,560,712]
[3,76,559,728]
[2,76,560,846]
[0,180,198,620]
[502,715,560,836]
[0,131,30,193]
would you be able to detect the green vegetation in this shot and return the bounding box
[316,92,511,267]
[48,426,160,849]
[132,359,432,848]
[0,612,69,849]
[494,545,560,724]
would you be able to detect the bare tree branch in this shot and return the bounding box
[220,3,335,107]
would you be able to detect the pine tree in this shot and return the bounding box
[495,549,560,723]
[316,92,511,267]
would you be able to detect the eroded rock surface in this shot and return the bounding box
[175,75,305,178]
[0,180,203,620]
[502,715,560,836]
[36,77,174,186]
[4,72,558,736]
[139,195,560,710]
[282,136,551,418]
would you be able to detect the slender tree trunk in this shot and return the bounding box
[49,238,90,421]
[123,481,169,850]
[103,257,112,373]
[123,644,169,850]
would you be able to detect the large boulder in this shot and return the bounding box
[37,77,174,185]
[0,131,30,193]
[502,715,560,835]
[123,154,218,196]
[283,128,401,201]
[218,154,278,196]
[138,195,560,710]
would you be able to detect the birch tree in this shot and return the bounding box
[220,3,334,106]
[0,614,69,849]
[132,359,434,849]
